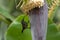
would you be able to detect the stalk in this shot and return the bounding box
[29,0,48,40]
[0,15,11,25]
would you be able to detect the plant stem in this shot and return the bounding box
[0,22,7,40]
[0,15,11,25]
[29,0,48,40]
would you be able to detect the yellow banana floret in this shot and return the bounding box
[48,0,59,18]
[17,0,44,13]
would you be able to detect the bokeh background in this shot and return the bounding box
[0,0,60,40]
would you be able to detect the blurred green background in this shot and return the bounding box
[0,0,60,40]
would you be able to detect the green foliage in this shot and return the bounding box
[0,0,16,21]
[0,0,31,40]
[53,6,60,23]
[0,0,60,40]
[47,23,60,40]
[47,0,54,7]
[5,14,32,40]
[47,0,60,40]
[48,18,53,24]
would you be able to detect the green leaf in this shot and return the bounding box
[53,6,60,23]
[15,14,30,28]
[5,23,32,40]
[5,21,22,40]
[0,0,15,20]
[0,15,11,24]
[5,14,32,40]
[47,0,53,7]
[46,23,60,40]
[0,0,16,12]
[57,24,60,31]
[0,7,14,21]
[48,18,53,25]
[24,15,30,28]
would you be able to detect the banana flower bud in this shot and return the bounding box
[20,0,44,13]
